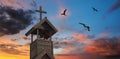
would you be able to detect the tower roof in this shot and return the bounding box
[25,17,57,38]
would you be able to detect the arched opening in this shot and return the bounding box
[41,54,51,59]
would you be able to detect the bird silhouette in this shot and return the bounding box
[61,9,67,16]
[79,23,90,31]
[92,7,98,12]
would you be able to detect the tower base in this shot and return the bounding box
[30,39,54,59]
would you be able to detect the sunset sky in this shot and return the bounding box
[0,0,120,59]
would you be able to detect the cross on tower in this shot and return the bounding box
[35,6,47,21]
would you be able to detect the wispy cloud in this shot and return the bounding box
[53,32,92,54]
[85,37,120,57]
[107,0,120,14]
[54,32,120,59]
[0,0,34,9]
[104,0,120,18]
[55,53,105,59]
[0,37,29,55]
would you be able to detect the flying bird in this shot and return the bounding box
[79,23,90,31]
[61,9,67,16]
[92,7,98,12]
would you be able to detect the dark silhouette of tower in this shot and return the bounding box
[25,6,57,59]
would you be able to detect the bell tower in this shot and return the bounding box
[25,6,57,59]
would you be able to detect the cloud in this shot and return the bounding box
[53,32,92,54]
[0,6,35,36]
[0,37,29,55]
[55,55,81,59]
[22,37,31,41]
[107,0,120,14]
[85,37,120,57]
[98,32,111,38]
[55,53,105,59]
[0,0,34,9]
[103,0,120,19]
[0,44,26,55]
[0,32,119,59]
[54,32,120,59]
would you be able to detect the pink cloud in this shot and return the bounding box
[54,32,92,54]
[0,0,32,9]
[85,37,120,56]
[98,32,111,38]
[72,33,91,43]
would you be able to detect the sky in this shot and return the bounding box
[0,0,120,59]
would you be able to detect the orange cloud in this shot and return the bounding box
[0,37,30,59]
[0,37,18,45]
[0,51,29,59]
[54,53,106,59]
[55,55,80,59]
[0,31,119,59]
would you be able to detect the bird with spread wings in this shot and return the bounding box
[61,9,67,16]
[79,23,90,31]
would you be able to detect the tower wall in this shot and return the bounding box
[30,39,54,59]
